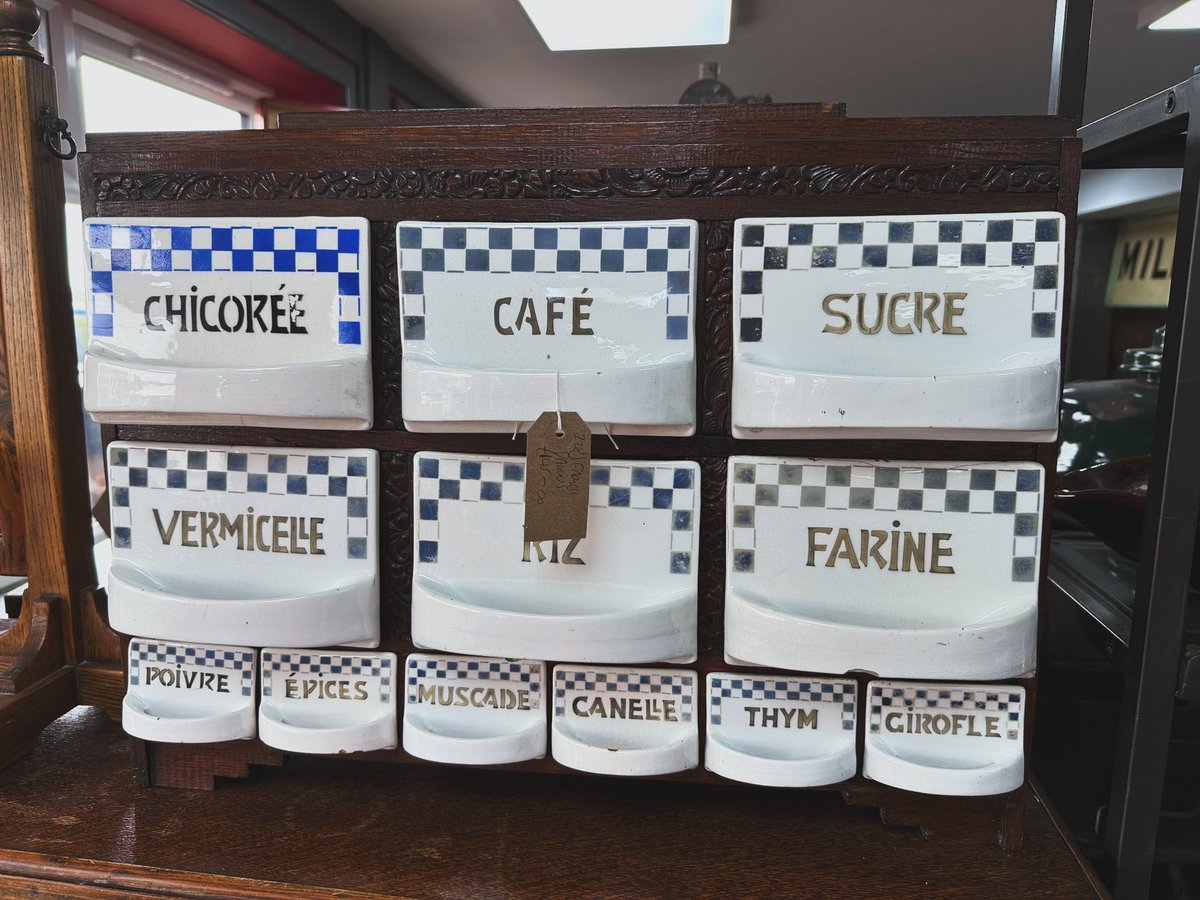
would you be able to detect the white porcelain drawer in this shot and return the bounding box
[106,442,379,648]
[705,673,857,787]
[411,452,699,664]
[864,680,1026,796]
[123,639,256,744]
[732,213,1064,440]
[551,665,698,776]
[259,649,397,754]
[724,456,1044,679]
[403,653,546,765]
[83,217,372,429]
[397,220,697,435]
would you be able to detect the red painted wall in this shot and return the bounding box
[87,0,346,106]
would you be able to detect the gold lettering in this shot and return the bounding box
[856,292,885,334]
[930,533,955,573]
[943,292,967,334]
[917,291,941,333]
[807,527,832,567]
[821,294,852,334]
[180,511,198,547]
[887,292,913,334]
[152,508,181,544]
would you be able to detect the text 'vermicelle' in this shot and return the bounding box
[152,507,325,555]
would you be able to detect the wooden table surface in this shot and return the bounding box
[0,707,1105,899]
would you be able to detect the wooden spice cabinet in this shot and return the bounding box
[41,104,1073,852]
[0,0,1082,839]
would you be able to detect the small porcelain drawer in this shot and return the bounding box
[106,442,379,648]
[724,456,1044,680]
[82,216,372,429]
[864,681,1026,796]
[732,213,1065,441]
[397,220,697,435]
[259,649,398,754]
[123,639,256,744]
[403,654,546,765]
[705,673,857,787]
[552,665,698,776]
[411,452,700,664]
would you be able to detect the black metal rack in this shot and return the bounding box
[1052,67,1200,898]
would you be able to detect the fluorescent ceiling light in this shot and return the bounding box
[1147,0,1200,29]
[517,0,731,51]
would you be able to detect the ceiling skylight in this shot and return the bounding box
[516,0,731,51]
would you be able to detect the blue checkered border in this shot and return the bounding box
[736,215,1062,344]
[709,676,856,731]
[85,222,365,345]
[107,444,371,559]
[128,640,255,698]
[406,655,542,708]
[261,651,393,702]
[415,455,697,575]
[869,682,1023,741]
[554,668,694,721]
[729,460,1042,581]
[398,223,694,343]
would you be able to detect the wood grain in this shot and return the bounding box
[0,52,97,663]
[0,20,94,760]
[0,708,1102,899]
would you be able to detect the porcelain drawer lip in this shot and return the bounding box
[731,360,1060,441]
[122,695,254,744]
[401,358,696,435]
[258,705,396,755]
[85,352,373,430]
[863,740,1024,796]
[108,563,380,649]
[863,680,1027,797]
[411,575,696,664]
[723,589,1036,680]
[705,733,855,788]
[403,716,545,766]
[551,724,698,777]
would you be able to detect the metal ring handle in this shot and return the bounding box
[38,105,77,161]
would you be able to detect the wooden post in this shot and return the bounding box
[0,0,99,763]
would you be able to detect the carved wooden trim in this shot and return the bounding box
[92,163,1061,203]
[700,220,733,436]
[0,593,65,692]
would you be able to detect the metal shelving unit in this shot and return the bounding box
[1062,68,1200,898]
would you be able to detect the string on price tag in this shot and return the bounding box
[524,411,591,542]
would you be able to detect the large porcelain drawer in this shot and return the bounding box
[397,220,697,435]
[411,452,700,663]
[106,442,379,648]
[732,213,1065,440]
[83,217,372,429]
[724,457,1044,679]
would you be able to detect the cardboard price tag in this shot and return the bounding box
[524,411,591,542]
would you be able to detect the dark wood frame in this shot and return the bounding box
[73,104,1079,848]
